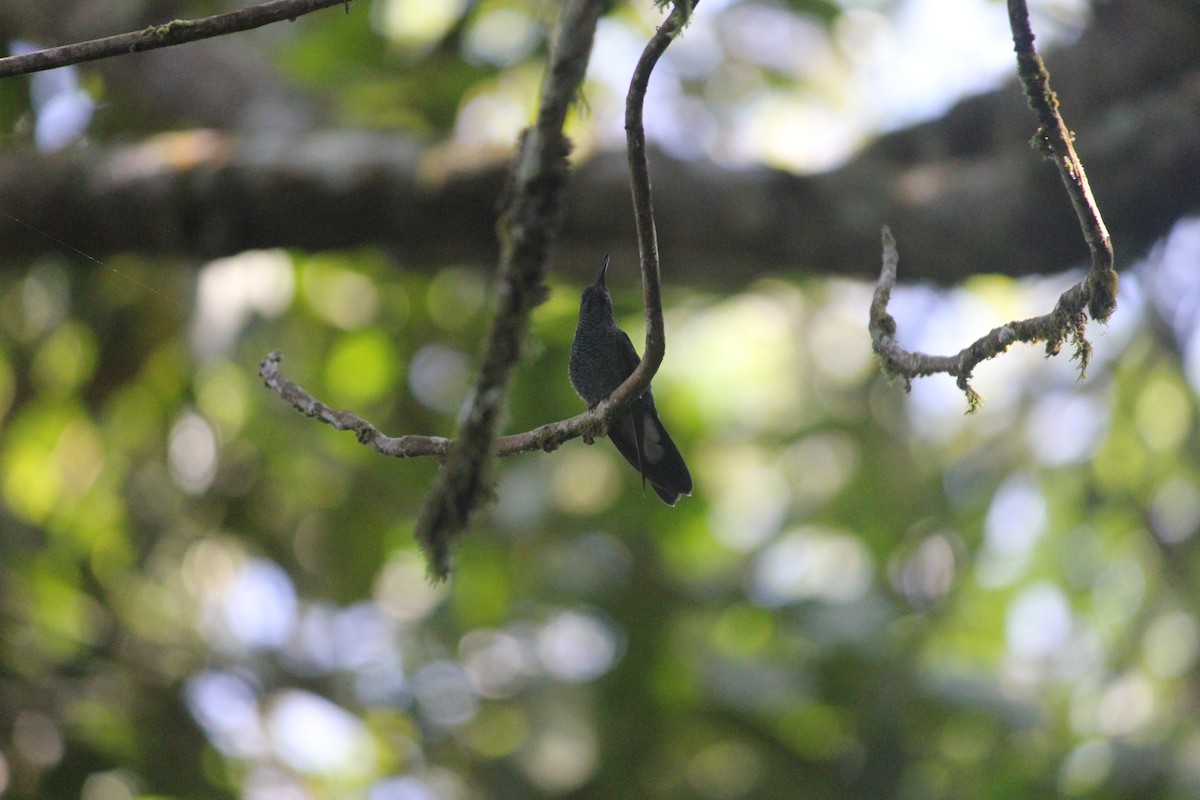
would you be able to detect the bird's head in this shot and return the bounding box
[579,253,614,320]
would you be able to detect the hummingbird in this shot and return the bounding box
[569,255,693,505]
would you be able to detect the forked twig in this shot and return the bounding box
[869,0,1116,408]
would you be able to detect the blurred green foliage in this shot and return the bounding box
[3,236,1200,800]
[3,2,1200,800]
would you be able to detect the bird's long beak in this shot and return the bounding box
[595,253,610,289]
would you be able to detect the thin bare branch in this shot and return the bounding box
[606,0,698,416]
[259,351,605,458]
[870,0,1115,408]
[0,0,359,80]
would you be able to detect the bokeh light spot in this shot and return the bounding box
[1026,390,1108,466]
[707,449,789,551]
[368,776,438,800]
[687,739,762,800]
[460,704,529,760]
[193,250,294,359]
[267,690,376,775]
[21,259,71,337]
[460,629,533,699]
[426,268,487,331]
[779,431,858,509]
[302,260,380,330]
[379,0,467,49]
[196,555,299,654]
[550,446,621,515]
[667,292,804,434]
[195,359,251,438]
[185,670,267,758]
[750,527,874,607]
[892,533,958,609]
[31,320,98,396]
[807,281,877,387]
[168,411,218,495]
[537,609,622,683]
[81,770,136,800]
[1134,374,1191,452]
[1058,739,1112,796]
[516,705,597,794]
[1096,672,1155,736]
[1150,477,1200,544]
[330,602,399,673]
[464,7,540,67]
[711,604,774,657]
[408,344,471,413]
[13,711,64,767]
[324,330,399,406]
[978,473,1046,587]
[374,550,446,623]
[414,661,479,729]
[1006,583,1071,659]
[1143,611,1200,679]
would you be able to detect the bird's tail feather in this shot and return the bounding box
[608,403,692,506]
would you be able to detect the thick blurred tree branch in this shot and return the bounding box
[0,0,1196,284]
[869,0,1117,408]
[0,0,358,79]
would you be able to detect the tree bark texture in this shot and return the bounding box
[1,0,1197,286]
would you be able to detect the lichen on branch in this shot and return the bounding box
[869,0,1116,408]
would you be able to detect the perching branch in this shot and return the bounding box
[259,351,603,459]
[0,0,358,80]
[869,0,1116,408]
[605,0,697,418]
